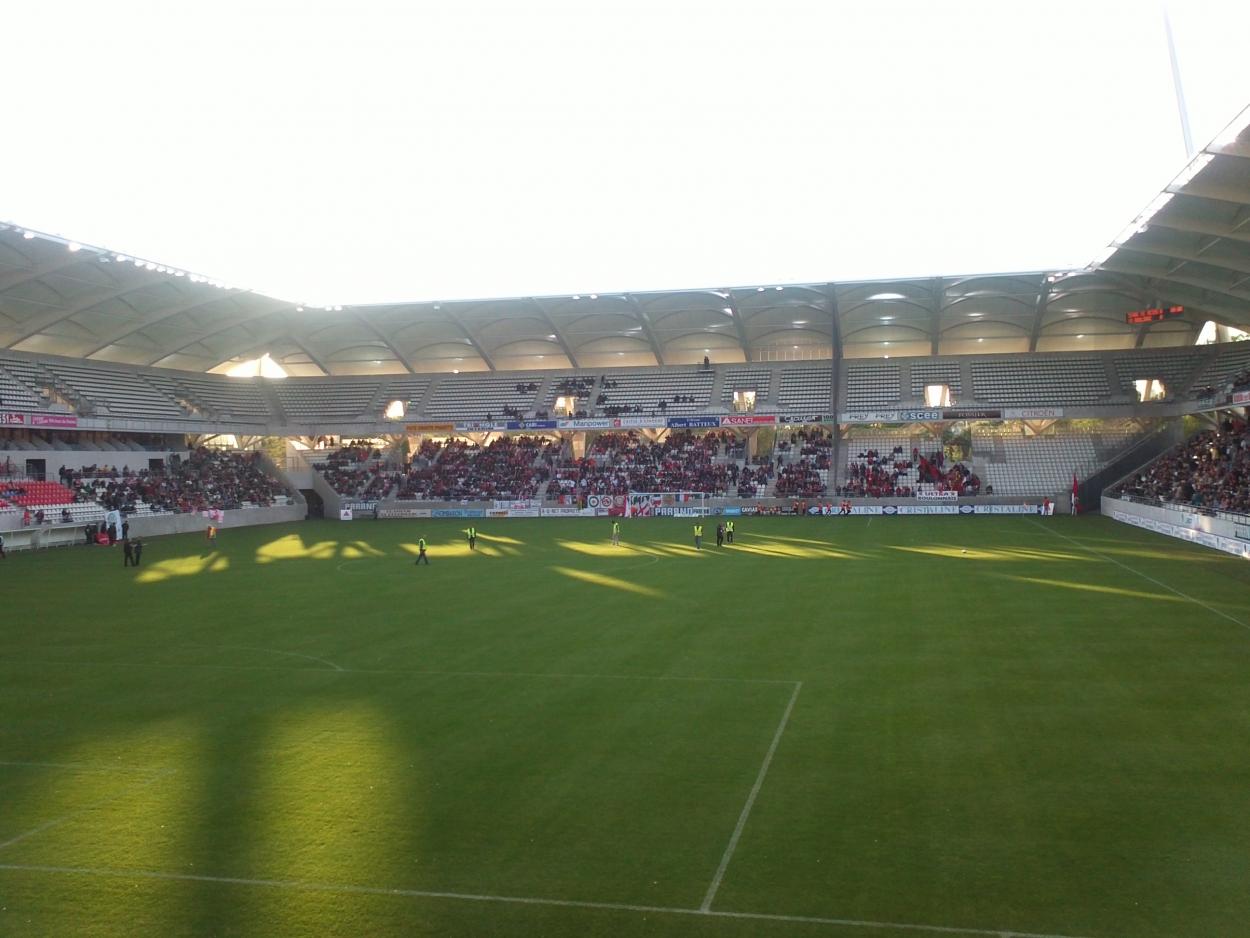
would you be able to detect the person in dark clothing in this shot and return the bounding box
[0,532,6,559]
[715,522,724,548]
[131,538,143,566]
[85,523,95,545]
[107,523,117,545]
[121,520,130,539]
[123,538,135,567]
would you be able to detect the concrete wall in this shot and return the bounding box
[127,503,305,538]
[1102,494,1250,559]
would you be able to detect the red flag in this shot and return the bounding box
[1072,472,1079,497]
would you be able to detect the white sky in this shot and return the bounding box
[5,0,1250,305]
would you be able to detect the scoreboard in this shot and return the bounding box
[1126,305,1184,324]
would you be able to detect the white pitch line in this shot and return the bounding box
[0,658,796,685]
[701,680,802,912]
[0,861,1099,938]
[217,644,345,672]
[1028,520,1250,633]
[0,769,173,852]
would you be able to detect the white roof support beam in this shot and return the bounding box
[723,293,751,359]
[141,305,293,365]
[3,270,150,344]
[83,295,285,358]
[0,254,91,293]
[442,309,497,371]
[352,311,416,374]
[284,335,332,375]
[1028,277,1052,352]
[930,277,944,354]
[529,298,580,368]
[623,294,666,365]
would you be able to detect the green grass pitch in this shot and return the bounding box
[3,514,1250,938]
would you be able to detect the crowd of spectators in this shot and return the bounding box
[396,436,558,501]
[79,448,287,514]
[838,444,980,498]
[313,444,398,500]
[549,431,735,500]
[1112,418,1250,514]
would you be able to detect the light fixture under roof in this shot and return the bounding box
[1076,334,1086,339]
[67,242,81,252]
[22,231,34,239]
[793,320,808,325]
[868,292,906,301]
[774,286,783,291]
[722,307,732,314]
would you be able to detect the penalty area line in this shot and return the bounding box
[701,680,802,912]
[0,862,1100,938]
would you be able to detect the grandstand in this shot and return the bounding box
[4,68,1250,938]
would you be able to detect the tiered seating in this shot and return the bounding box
[1111,418,1248,514]
[972,426,1136,496]
[909,361,961,400]
[380,377,432,411]
[167,375,271,419]
[42,363,185,418]
[595,371,713,416]
[0,480,78,506]
[1191,343,1250,397]
[548,431,733,500]
[844,361,901,409]
[0,364,43,411]
[721,369,773,409]
[423,375,540,420]
[397,436,557,500]
[275,380,378,421]
[81,449,288,513]
[312,445,398,500]
[776,368,832,413]
[970,357,1109,406]
[543,376,596,411]
[1113,348,1207,398]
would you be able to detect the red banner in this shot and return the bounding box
[719,414,777,426]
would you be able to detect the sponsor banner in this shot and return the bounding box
[753,505,796,516]
[493,499,541,511]
[1234,390,1250,405]
[1235,524,1250,542]
[942,408,1001,420]
[455,420,508,432]
[542,506,594,517]
[406,422,456,434]
[32,414,78,428]
[431,508,486,519]
[379,507,432,518]
[778,414,828,425]
[720,414,777,426]
[343,500,378,512]
[850,505,884,515]
[339,508,354,521]
[738,505,759,516]
[972,504,1042,515]
[666,416,721,429]
[506,419,558,430]
[721,506,742,516]
[1004,407,1063,419]
[557,418,615,430]
[840,410,901,423]
[612,415,664,428]
[1,412,26,425]
[916,490,959,500]
[1112,510,1250,560]
[899,409,943,422]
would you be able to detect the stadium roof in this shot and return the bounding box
[2,106,1249,377]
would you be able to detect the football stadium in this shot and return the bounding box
[4,5,1250,937]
